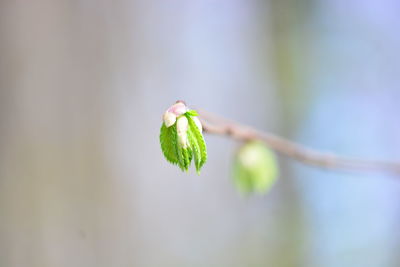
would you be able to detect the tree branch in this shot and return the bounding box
[198,109,400,175]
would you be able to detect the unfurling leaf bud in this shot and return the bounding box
[160,101,207,173]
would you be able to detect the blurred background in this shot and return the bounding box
[1,0,400,266]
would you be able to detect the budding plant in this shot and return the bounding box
[160,101,278,195]
[161,101,400,195]
[160,101,207,173]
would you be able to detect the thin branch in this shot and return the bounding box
[198,109,400,175]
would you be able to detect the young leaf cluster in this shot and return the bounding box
[160,110,207,173]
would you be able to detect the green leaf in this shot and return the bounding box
[233,141,278,195]
[185,110,199,116]
[159,123,179,164]
[186,114,207,172]
[176,144,191,171]
[187,129,201,172]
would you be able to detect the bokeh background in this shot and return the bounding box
[1,1,400,266]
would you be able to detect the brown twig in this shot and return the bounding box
[198,109,400,175]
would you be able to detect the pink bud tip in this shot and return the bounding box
[168,102,187,116]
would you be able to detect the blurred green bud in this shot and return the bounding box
[233,141,278,195]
